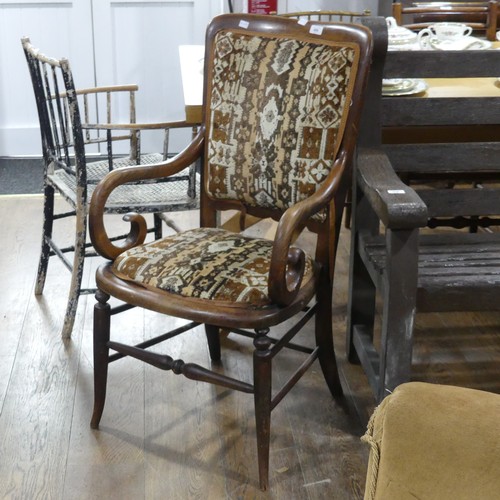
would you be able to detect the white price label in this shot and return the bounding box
[309,25,324,35]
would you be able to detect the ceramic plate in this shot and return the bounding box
[382,79,428,96]
[382,78,416,92]
[429,36,492,51]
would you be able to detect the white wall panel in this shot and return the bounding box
[80,0,222,152]
[0,0,94,155]
[1,0,222,155]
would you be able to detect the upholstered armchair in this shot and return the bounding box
[88,13,373,490]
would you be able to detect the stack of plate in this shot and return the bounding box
[382,78,428,96]
[427,36,491,51]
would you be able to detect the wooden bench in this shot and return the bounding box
[346,17,500,401]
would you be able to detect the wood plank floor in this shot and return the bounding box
[1,195,499,499]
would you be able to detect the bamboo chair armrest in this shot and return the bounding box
[89,126,205,260]
[75,84,139,95]
[357,148,428,229]
[82,120,194,131]
[58,84,139,99]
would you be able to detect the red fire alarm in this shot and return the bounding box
[248,0,277,14]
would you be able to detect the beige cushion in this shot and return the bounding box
[112,227,313,306]
[363,382,500,500]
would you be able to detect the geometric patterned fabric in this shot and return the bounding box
[206,30,359,221]
[112,227,314,306]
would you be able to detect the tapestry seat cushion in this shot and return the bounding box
[112,227,314,306]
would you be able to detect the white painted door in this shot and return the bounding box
[0,0,95,155]
[91,0,224,152]
[0,0,223,156]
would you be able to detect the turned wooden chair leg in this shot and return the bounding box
[253,329,272,491]
[316,280,343,399]
[91,289,111,429]
[61,210,87,339]
[35,184,55,295]
[205,324,221,361]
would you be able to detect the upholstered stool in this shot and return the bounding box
[362,382,500,500]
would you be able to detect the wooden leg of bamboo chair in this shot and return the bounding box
[157,212,182,234]
[316,282,343,399]
[253,330,272,491]
[91,289,111,430]
[35,184,55,295]
[61,209,87,339]
[205,324,221,361]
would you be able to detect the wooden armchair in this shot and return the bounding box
[88,14,373,490]
[392,1,499,40]
[346,17,500,402]
[22,37,198,339]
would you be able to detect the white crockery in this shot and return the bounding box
[418,22,472,48]
[386,17,418,48]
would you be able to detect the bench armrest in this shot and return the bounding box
[357,148,428,229]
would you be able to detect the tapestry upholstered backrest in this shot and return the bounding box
[204,25,361,221]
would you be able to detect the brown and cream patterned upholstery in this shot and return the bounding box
[113,227,314,305]
[111,29,359,304]
[206,30,360,221]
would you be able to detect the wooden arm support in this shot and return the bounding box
[58,84,139,98]
[82,120,193,131]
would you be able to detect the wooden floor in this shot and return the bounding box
[1,195,500,499]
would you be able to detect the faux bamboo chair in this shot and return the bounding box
[392,1,499,41]
[88,14,373,490]
[346,17,500,402]
[280,9,371,22]
[22,37,198,339]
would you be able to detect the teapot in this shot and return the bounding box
[386,17,418,49]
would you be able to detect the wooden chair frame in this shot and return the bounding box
[88,14,373,490]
